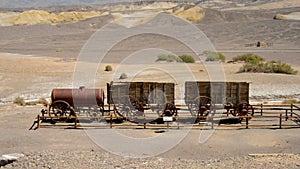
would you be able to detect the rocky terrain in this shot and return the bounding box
[3,151,300,168]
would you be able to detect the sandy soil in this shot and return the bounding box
[1,52,299,103]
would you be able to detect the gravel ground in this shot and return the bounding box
[2,150,300,169]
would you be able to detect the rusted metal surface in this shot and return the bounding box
[51,87,104,107]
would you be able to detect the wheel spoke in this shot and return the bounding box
[49,100,76,123]
[189,96,212,117]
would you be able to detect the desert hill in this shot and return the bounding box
[1,1,300,26]
[0,1,299,63]
[0,10,108,26]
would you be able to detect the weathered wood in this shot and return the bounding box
[185,81,249,105]
[279,114,282,129]
[37,115,40,128]
[36,102,300,129]
[110,114,112,128]
[248,154,281,157]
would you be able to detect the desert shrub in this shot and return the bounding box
[56,48,62,52]
[178,54,195,63]
[239,61,297,75]
[13,97,25,106]
[156,54,183,62]
[119,73,128,79]
[203,50,226,62]
[282,99,299,104]
[235,53,297,75]
[105,65,113,71]
[268,61,298,75]
[233,53,264,64]
[25,101,37,106]
[239,62,265,73]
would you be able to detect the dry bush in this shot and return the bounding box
[235,54,298,75]
[203,50,226,62]
[233,53,264,64]
[282,99,299,104]
[105,65,113,71]
[119,73,128,79]
[156,54,182,62]
[13,97,25,106]
[178,54,195,63]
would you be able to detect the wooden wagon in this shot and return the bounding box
[185,81,253,117]
[107,81,177,122]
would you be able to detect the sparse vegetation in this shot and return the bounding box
[105,65,113,71]
[13,97,49,106]
[178,55,195,63]
[156,54,182,62]
[239,60,298,75]
[25,101,37,106]
[235,54,298,75]
[156,54,195,63]
[267,61,298,74]
[233,54,264,64]
[282,99,299,104]
[203,50,226,62]
[13,97,25,106]
[119,73,128,79]
[56,48,62,52]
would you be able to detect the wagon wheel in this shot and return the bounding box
[115,96,144,120]
[224,102,234,116]
[49,100,76,123]
[233,103,254,117]
[161,103,177,117]
[78,106,102,121]
[188,96,212,117]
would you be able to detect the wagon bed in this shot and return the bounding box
[185,81,252,117]
[108,81,177,121]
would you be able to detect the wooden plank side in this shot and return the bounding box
[224,82,249,104]
[210,82,226,104]
[111,82,130,104]
[198,82,210,98]
[110,82,175,106]
[165,83,175,104]
[185,81,201,104]
[239,82,249,103]
[155,83,164,104]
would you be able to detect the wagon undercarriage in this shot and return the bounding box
[33,81,300,129]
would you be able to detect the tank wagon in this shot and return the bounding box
[45,87,105,122]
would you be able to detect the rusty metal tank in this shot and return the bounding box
[51,87,104,107]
